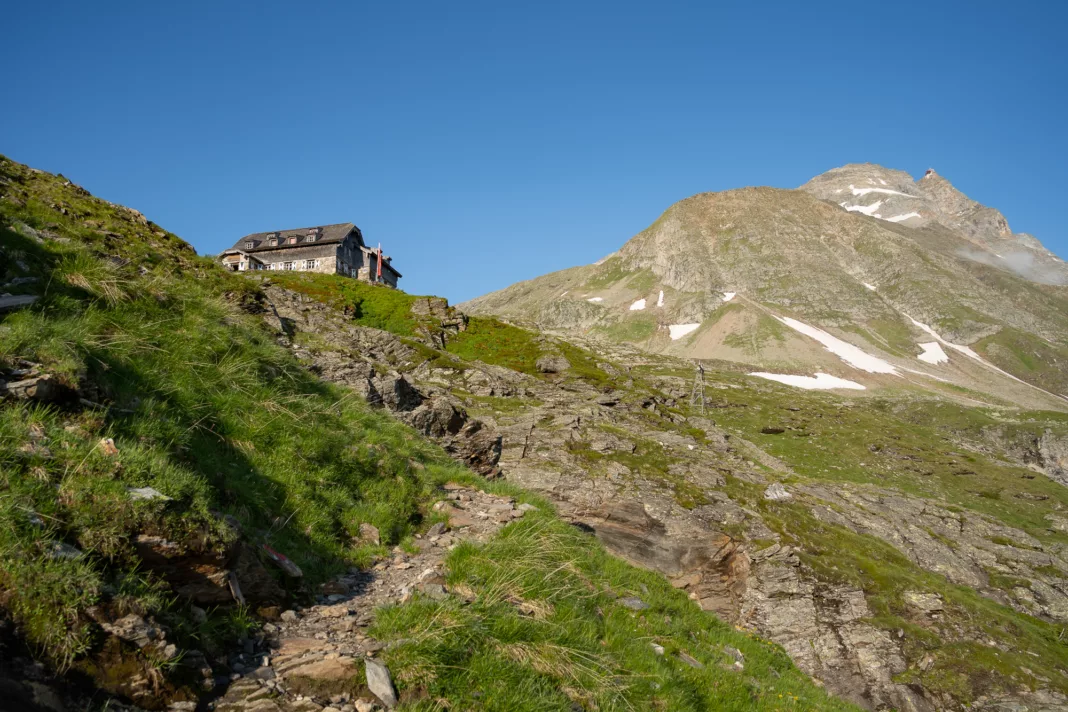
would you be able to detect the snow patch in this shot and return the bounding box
[777,317,898,374]
[879,179,887,185]
[722,292,736,302]
[750,372,867,390]
[587,297,603,303]
[902,314,1066,402]
[629,298,646,311]
[843,200,883,216]
[560,291,569,297]
[905,316,982,362]
[885,212,921,223]
[849,184,914,198]
[656,290,664,308]
[863,283,877,291]
[668,323,701,340]
[917,342,949,365]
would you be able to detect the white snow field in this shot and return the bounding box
[668,323,701,340]
[885,212,921,223]
[849,184,914,198]
[750,372,866,390]
[777,317,898,374]
[629,298,646,311]
[917,342,949,365]
[842,200,883,216]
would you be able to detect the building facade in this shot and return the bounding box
[220,222,401,287]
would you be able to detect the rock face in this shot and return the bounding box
[981,424,1068,488]
[408,296,467,349]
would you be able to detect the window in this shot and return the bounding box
[306,234,316,242]
[245,241,254,249]
[283,262,294,271]
[289,237,297,245]
[304,259,316,270]
[268,238,277,246]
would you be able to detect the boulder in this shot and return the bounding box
[535,354,571,374]
[364,659,398,709]
[764,483,792,501]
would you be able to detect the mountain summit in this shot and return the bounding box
[463,164,1068,407]
[800,163,1062,275]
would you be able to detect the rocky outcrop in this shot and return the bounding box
[134,535,287,607]
[259,285,503,477]
[0,363,76,404]
[981,424,1068,488]
[408,296,467,349]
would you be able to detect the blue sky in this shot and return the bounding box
[4,1,1066,302]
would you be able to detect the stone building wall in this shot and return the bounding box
[256,244,340,274]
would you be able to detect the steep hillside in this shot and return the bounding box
[462,165,1068,408]
[0,158,857,711]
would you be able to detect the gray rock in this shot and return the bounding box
[535,354,571,374]
[359,522,381,546]
[618,596,649,611]
[0,294,38,313]
[364,658,398,709]
[903,591,943,614]
[46,541,83,560]
[127,486,172,501]
[763,483,791,501]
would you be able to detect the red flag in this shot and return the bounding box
[377,243,383,279]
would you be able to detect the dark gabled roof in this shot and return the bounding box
[228,222,359,253]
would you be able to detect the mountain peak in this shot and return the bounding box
[798,164,1064,264]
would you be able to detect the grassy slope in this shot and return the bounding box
[0,157,853,710]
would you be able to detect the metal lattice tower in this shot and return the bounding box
[690,362,705,414]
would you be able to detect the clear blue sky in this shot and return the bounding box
[4,1,1065,302]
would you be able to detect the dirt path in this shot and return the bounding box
[211,484,532,712]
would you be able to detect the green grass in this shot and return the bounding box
[374,511,859,711]
[0,157,470,671]
[976,327,1068,395]
[266,271,422,335]
[592,314,657,343]
[583,256,632,289]
[624,268,658,293]
[446,316,545,375]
